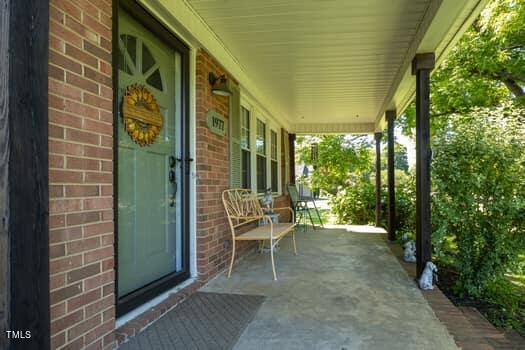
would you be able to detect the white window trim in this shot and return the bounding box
[241,98,283,196]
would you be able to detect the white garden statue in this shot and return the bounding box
[418,261,438,290]
[403,241,416,263]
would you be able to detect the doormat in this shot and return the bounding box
[119,292,265,350]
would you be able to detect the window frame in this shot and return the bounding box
[240,98,282,196]
[240,106,251,189]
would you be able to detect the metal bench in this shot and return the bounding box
[222,189,297,280]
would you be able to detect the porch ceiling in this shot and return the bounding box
[178,0,487,133]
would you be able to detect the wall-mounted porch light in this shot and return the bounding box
[208,72,232,96]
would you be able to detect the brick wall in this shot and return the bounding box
[195,49,255,281]
[195,49,293,282]
[48,1,115,349]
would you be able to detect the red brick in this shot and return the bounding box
[50,198,82,213]
[50,217,65,234]
[48,1,114,348]
[84,40,112,63]
[66,128,100,145]
[65,15,98,44]
[65,185,99,197]
[83,118,112,135]
[66,72,99,95]
[67,288,101,312]
[67,156,100,171]
[83,92,112,111]
[49,64,65,81]
[67,237,100,255]
[62,336,84,350]
[50,254,83,274]
[51,302,67,320]
[66,211,101,226]
[50,273,66,291]
[49,154,65,168]
[52,0,82,21]
[84,66,112,86]
[50,226,83,244]
[50,243,66,259]
[50,185,64,198]
[84,246,113,264]
[49,139,84,156]
[49,124,65,139]
[49,49,82,74]
[82,14,111,40]
[83,222,113,237]
[67,263,101,283]
[85,172,112,184]
[50,282,83,305]
[84,197,112,210]
[84,270,115,290]
[51,331,66,349]
[85,294,114,318]
[67,314,102,341]
[49,79,83,101]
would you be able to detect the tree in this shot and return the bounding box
[399,0,525,137]
[380,141,409,172]
[296,135,372,195]
[432,104,525,297]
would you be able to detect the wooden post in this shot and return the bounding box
[0,1,10,347]
[1,0,50,348]
[412,53,435,277]
[386,110,396,241]
[374,132,382,227]
[289,133,296,183]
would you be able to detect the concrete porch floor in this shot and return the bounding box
[202,226,459,350]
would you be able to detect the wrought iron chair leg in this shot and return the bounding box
[228,239,236,278]
[312,200,324,228]
[270,238,277,280]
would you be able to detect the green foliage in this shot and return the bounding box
[296,135,372,195]
[330,173,378,225]
[330,168,416,230]
[482,276,525,334]
[400,0,525,138]
[380,142,409,172]
[432,105,525,297]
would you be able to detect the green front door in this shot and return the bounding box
[117,9,185,299]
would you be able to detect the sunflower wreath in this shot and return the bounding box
[122,84,164,146]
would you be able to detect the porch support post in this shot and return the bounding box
[412,53,435,277]
[386,110,396,241]
[0,0,50,348]
[374,132,382,227]
[289,133,296,183]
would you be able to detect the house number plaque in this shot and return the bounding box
[206,109,227,137]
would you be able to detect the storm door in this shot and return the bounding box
[116,6,190,314]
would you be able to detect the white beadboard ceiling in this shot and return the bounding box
[183,0,486,133]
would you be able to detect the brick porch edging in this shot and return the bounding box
[387,241,524,350]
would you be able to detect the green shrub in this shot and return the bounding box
[432,105,525,297]
[330,174,377,225]
[330,169,416,230]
